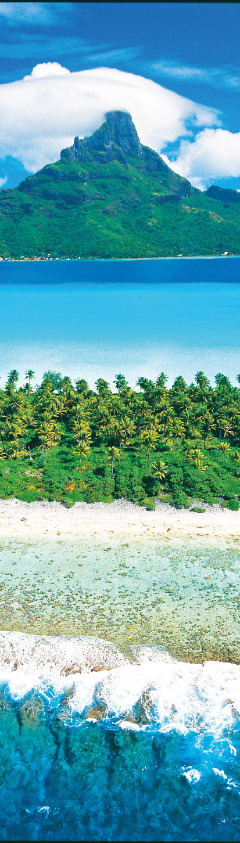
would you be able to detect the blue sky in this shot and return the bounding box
[0,1,240,189]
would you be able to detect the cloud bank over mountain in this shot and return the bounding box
[0,64,218,182]
[0,62,240,189]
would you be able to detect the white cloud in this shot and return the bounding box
[23,62,71,80]
[150,59,240,90]
[0,64,219,174]
[163,128,240,190]
[0,175,7,188]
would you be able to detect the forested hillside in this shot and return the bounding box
[0,111,240,259]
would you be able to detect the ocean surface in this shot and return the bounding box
[0,256,240,388]
[1,631,240,841]
[1,257,240,840]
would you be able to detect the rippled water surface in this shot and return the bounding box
[2,714,240,841]
[1,635,240,841]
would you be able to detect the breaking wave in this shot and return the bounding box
[1,631,240,735]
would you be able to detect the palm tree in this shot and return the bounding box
[94,401,113,444]
[114,374,130,396]
[25,370,35,388]
[57,392,70,421]
[37,414,61,460]
[140,423,159,459]
[107,446,120,479]
[5,418,25,458]
[219,441,231,463]
[75,379,89,397]
[215,374,232,391]
[221,420,234,440]
[156,372,168,391]
[137,377,155,403]
[202,412,215,448]
[195,371,210,391]
[76,440,90,470]
[118,417,136,458]
[95,378,111,398]
[71,418,91,468]
[6,370,19,395]
[187,447,206,472]
[193,371,211,407]
[215,417,226,444]
[153,459,167,494]
[173,418,185,456]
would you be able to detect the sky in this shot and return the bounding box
[0,1,240,190]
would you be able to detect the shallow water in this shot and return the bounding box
[0,534,240,662]
[1,257,240,387]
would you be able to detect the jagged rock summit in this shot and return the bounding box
[61,109,176,177]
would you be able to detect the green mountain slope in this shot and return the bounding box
[0,110,240,259]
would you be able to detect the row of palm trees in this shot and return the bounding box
[0,368,240,476]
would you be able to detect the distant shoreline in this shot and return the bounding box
[1,254,240,264]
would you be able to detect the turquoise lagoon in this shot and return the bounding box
[0,256,240,388]
[1,258,240,839]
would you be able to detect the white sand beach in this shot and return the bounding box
[0,498,239,544]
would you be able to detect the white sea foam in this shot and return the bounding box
[182,768,202,783]
[0,632,240,735]
[0,631,129,701]
[213,768,227,779]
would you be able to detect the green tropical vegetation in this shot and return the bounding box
[1,110,240,259]
[1,368,240,510]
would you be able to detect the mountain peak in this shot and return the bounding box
[61,110,142,165]
[100,110,142,157]
[60,110,192,185]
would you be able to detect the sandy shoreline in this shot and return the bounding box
[0,498,239,543]
[4,254,240,263]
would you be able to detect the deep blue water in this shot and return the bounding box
[1,685,240,842]
[2,256,240,285]
[1,634,240,842]
[0,257,240,388]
